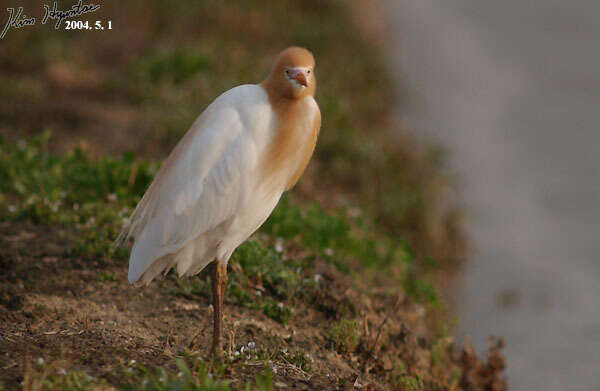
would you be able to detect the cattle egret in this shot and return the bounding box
[117,47,321,354]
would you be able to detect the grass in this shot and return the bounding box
[328,319,359,355]
[275,349,313,374]
[22,357,275,391]
[0,133,412,268]
[397,375,424,391]
[0,133,432,326]
[0,131,157,262]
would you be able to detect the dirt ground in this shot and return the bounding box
[0,220,505,390]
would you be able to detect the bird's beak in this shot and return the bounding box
[287,68,308,87]
[295,72,308,87]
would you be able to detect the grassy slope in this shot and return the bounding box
[0,1,505,390]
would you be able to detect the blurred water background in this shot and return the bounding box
[385,1,600,390]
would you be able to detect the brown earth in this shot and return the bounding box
[0,221,505,390]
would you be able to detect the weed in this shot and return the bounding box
[397,375,424,391]
[261,300,292,325]
[0,132,156,263]
[276,349,313,373]
[402,274,438,304]
[134,47,210,84]
[96,272,117,282]
[328,319,359,354]
[22,360,109,391]
[253,367,274,391]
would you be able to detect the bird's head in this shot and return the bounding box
[263,46,316,100]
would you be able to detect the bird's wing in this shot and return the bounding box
[120,85,274,282]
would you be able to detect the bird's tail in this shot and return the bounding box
[128,227,217,286]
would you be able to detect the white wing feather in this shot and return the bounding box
[119,85,274,284]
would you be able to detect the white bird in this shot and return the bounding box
[117,47,321,354]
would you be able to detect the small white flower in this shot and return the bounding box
[129,359,136,365]
[177,372,183,377]
[108,193,117,202]
[37,357,44,365]
[314,274,322,284]
[8,205,16,213]
[274,238,284,253]
[247,341,255,350]
[277,302,284,309]
[57,368,67,375]
[324,248,334,256]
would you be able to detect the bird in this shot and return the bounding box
[116,46,321,355]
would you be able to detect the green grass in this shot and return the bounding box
[0,133,437,320]
[0,131,157,262]
[396,375,424,391]
[23,357,274,391]
[0,132,156,208]
[0,133,413,269]
[328,319,359,355]
[134,47,211,85]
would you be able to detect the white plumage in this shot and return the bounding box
[121,84,318,286]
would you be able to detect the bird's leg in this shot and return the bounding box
[211,261,227,357]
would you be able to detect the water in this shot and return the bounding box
[384,1,600,390]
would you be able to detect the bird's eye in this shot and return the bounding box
[307,69,311,74]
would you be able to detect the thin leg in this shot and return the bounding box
[211,261,227,356]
